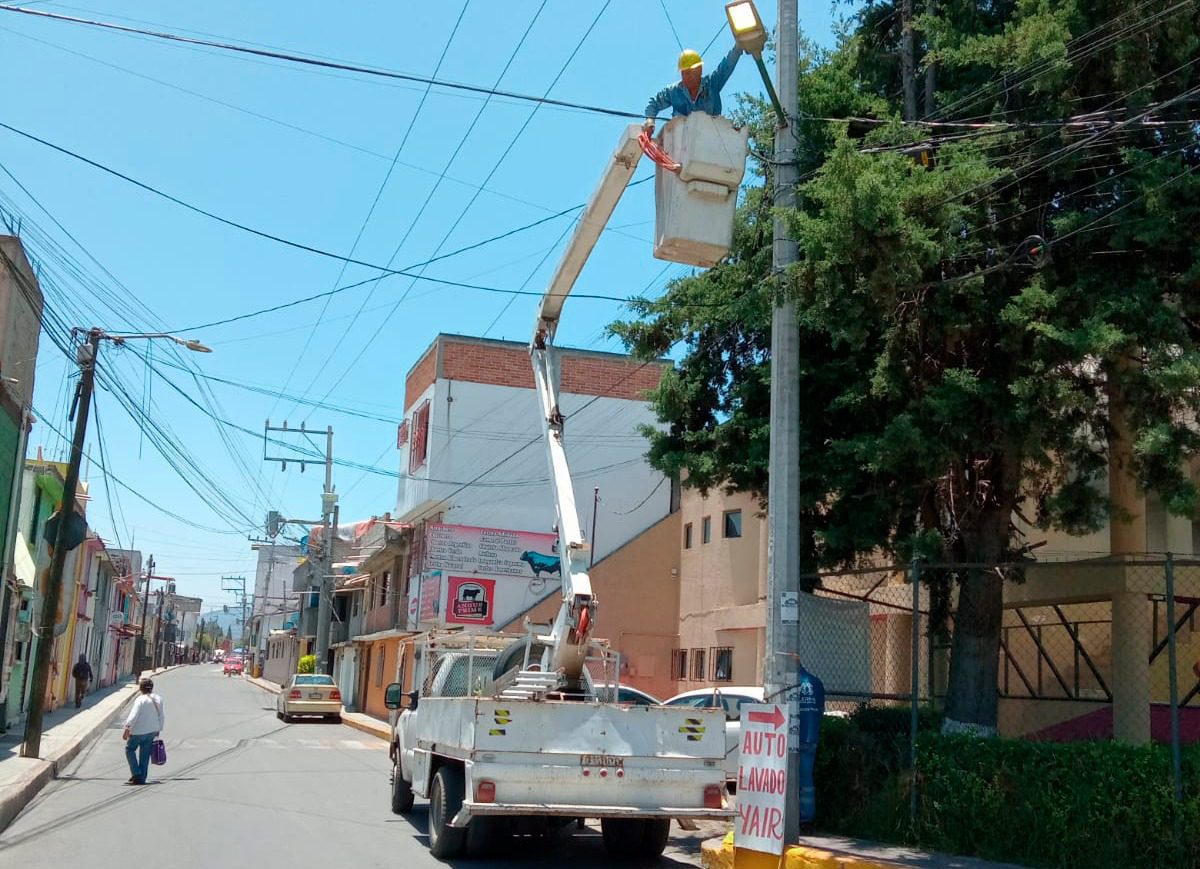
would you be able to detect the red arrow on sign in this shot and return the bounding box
[748,705,785,729]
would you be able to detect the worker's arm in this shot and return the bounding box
[706,46,745,95]
[643,85,676,130]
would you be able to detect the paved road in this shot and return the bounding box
[0,666,707,867]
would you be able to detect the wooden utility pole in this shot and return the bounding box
[22,329,99,758]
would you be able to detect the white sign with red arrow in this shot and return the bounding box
[734,702,789,855]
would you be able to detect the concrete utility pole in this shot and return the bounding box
[762,0,803,847]
[21,330,99,758]
[264,422,336,674]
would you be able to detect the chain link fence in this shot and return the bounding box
[802,556,1196,821]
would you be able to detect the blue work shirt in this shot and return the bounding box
[644,47,745,120]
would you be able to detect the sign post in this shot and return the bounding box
[734,702,789,856]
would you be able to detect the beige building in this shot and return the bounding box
[672,487,765,692]
[670,457,1200,745]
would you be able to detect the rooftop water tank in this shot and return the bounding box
[653,113,749,268]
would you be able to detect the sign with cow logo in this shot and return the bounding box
[426,523,560,579]
[446,577,496,625]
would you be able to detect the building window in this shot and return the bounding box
[691,649,706,681]
[702,516,712,544]
[712,647,733,682]
[672,649,688,681]
[409,400,431,473]
[723,510,742,539]
[684,523,693,549]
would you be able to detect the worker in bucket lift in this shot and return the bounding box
[642,47,745,134]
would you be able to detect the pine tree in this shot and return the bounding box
[614,1,1200,732]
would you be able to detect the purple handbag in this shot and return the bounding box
[150,738,166,766]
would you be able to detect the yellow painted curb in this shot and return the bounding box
[702,837,909,869]
[784,847,840,869]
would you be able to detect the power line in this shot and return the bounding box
[659,0,683,51]
[0,117,663,331]
[0,3,647,120]
[302,1,614,413]
[264,0,473,424]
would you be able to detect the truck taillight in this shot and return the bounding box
[476,780,496,803]
[288,689,301,699]
[703,784,724,809]
[330,690,341,701]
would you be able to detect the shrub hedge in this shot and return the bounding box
[813,705,1199,869]
[297,654,316,674]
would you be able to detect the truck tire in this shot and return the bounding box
[600,818,646,858]
[467,816,509,856]
[390,761,414,815]
[640,818,671,857]
[429,766,467,859]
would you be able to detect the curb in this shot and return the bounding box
[701,836,901,869]
[0,664,183,834]
[340,714,389,742]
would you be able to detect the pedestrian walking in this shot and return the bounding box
[122,677,164,785]
[71,654,93,708]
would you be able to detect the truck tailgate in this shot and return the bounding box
[471,699,727,760]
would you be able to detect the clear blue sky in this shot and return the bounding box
[0,1,840,611]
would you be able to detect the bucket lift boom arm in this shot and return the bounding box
[530,124,642,683]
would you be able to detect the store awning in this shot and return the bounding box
[12,531,35,588]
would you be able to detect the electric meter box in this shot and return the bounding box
[653,113,749,268]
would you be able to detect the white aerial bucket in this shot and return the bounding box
[652,113,749,268]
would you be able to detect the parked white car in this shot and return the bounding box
[663,686,764,782]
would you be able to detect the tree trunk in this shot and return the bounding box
[942,566,1004,734]
[923,0,937,118]
[942,499,1012,736]
[900,0,918,122]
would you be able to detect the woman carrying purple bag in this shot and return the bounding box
[122,677,165,785]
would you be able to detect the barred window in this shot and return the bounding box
[712,647,733,682]
[691,648,706,681]
[671,649,689,681]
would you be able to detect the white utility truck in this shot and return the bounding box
[385,117,747,860]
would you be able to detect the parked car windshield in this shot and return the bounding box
[294,675,335,686]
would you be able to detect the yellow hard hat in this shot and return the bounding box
[678,49,703,71]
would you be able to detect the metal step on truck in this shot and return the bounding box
[385,630,732,860]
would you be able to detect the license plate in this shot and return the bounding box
[580,754,623,769]
[308,692,323,699]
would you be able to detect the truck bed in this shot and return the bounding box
[411,696,732,822]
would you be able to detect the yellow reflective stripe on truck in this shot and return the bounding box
[679,717,705,741]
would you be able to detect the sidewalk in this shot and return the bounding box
[701,832,1027,868]
[243,673,391,741]
[0,666,178,833]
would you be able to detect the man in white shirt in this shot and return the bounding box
[122,677,164,785]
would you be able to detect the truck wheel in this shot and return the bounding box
[467,816,509,856]
[429,766,467,859]
[390,762,414,815]
[600,818,646,858]
[640,818,671,857]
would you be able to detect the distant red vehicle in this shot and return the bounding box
[223,657,244,677]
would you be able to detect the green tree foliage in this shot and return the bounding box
[612,1,1200,730]
[297,654,316,675]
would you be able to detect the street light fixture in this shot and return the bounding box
[725,0,787,125]
[726,1,767,53]
[109,332,213,353]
